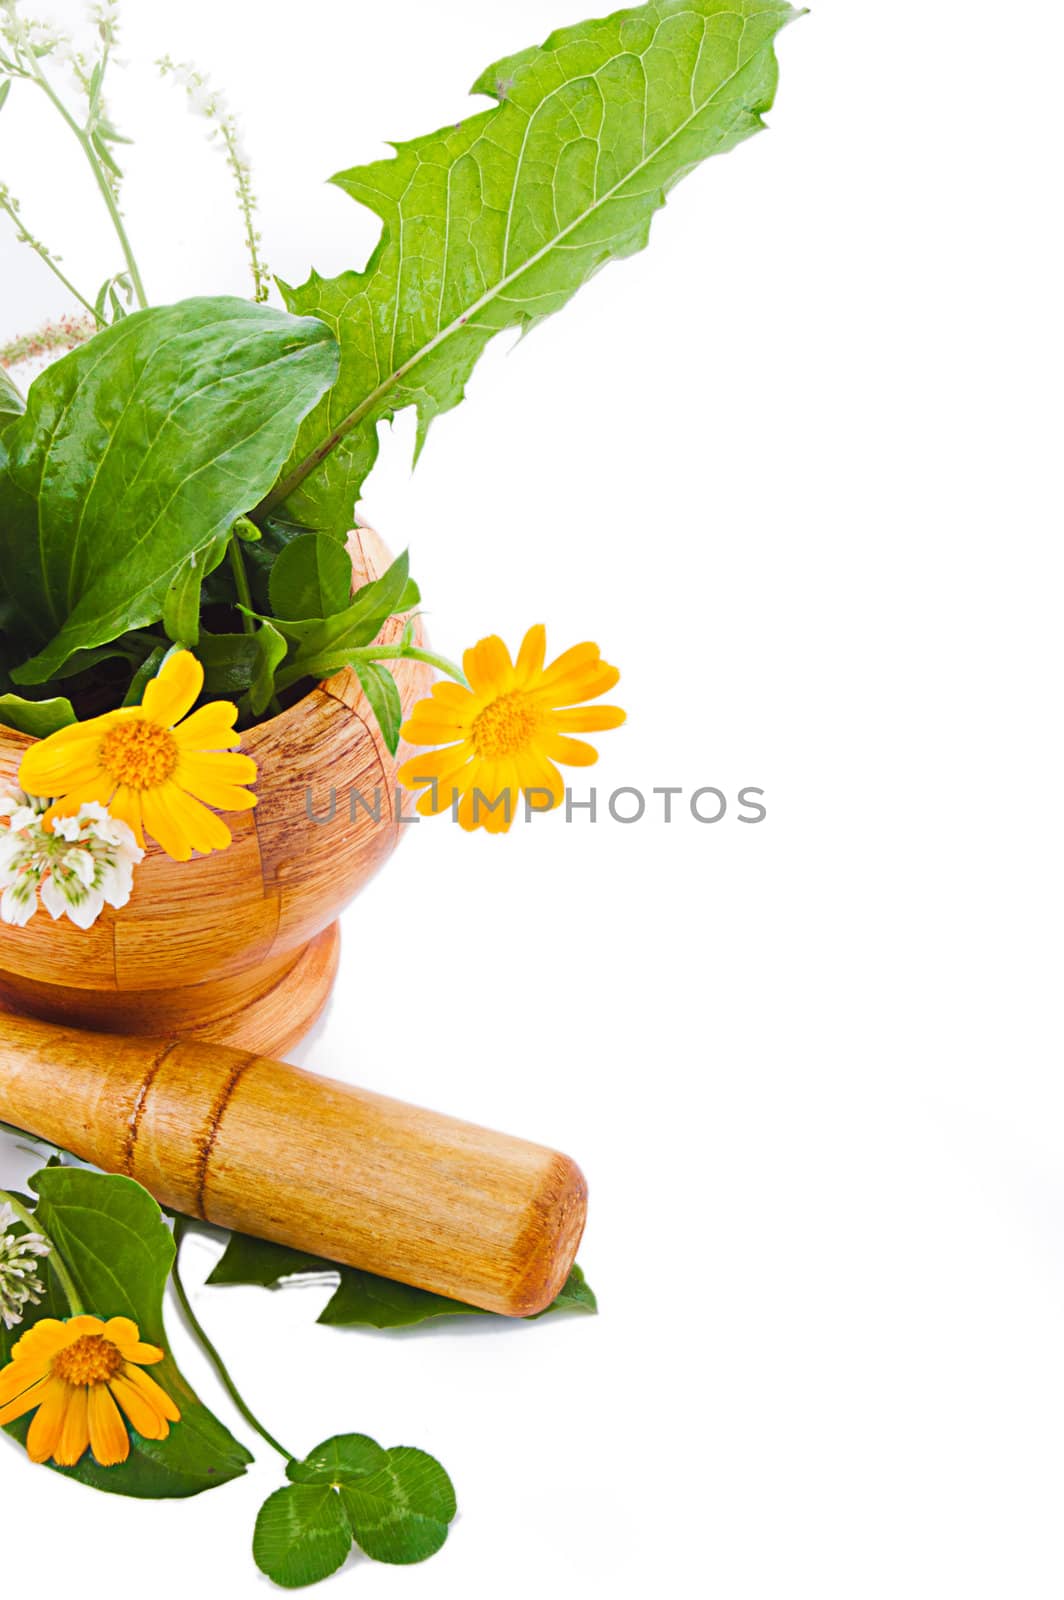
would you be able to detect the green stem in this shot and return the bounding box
[353,643,468,684]
[169,1219,294,1463]
[275,642,466,697]
[24,53,148,309]
[228,538,256,636]
[0,1186,84,1316]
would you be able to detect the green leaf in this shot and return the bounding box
[206,1230,596,1327]
[253,1484,354,1589]
[0,1167,253,1498]
[337,1444,457,1565]
[270,0,800,533]
[0,691,76,737]
[162,537,230,647]
[268,532,353,621]
[45,639,150,683]
[319,1262,597,1327]
[205,1234,330,1288]
[122,644,166,707]
[542,1262,598,1315]
[270,551,416,692]
[241,517,315,613]
[196,630,261,697]
[0,296,338,683]
[247,619,288,718]
[0,365,24,422]
[287,1434,388,1483]
[354,661,402,754]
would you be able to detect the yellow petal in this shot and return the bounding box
[55,1315,106,1341]
[141,783,231,861]
[538,732,600,767]
[177,749,258,786]
[399,712,468,746]
[88,1380,129,1465]
[26,1378,71,1462]
[21,744,107,799]
[533,661,620,707]
[396,744,471,786]
[476,759,519,833]
[463,635,515,695]
[537,640,601,688]
[413,759,476,815]
[0,1372,51,1425]
[515,749,565,808]
[108,785,144,847]
[141,650,204,727]
[121,1362,180,1423]
[428,681,476,714]
[40,775,115,828]
[175,760,259,814]
[514,624,547,687]
[172,701,240,752]
[551,704,626,733]
[102,1318,163,1366]
[457,787,501,832]
[8,1317,71,1365]
[54,1382,90,1467]
[0,1355,50,1406]
[109,1374,170,1440]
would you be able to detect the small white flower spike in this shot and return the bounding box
[0,1202,50,1331]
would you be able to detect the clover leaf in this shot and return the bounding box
[253,1432,457,1587]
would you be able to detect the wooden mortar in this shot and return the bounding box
[0,526,432,1059]
[0,1014,587,1318]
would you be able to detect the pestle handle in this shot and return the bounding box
[0,1015,587,1318]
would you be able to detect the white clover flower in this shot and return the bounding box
[0,789,144,929]
[0,1201,50,1330]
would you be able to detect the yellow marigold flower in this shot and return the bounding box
[397,624,625,833]
[18,650,258,862]
[0,1314,180,1467]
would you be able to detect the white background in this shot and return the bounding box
[2,1,1062,1595]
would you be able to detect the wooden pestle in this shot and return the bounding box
[0,1015,587,1317]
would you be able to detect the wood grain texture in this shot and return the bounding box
[0,1014,588,1317]
[0,526,431,1054]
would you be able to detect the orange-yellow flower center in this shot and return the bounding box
[98,718,178,789]
[470,691,540,758]
[52,1333,123,1386]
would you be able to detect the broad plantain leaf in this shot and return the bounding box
[268,0,800,533]
[268,531,353,621]
[0,366,24,422]
[0,297,337,683]
[0,692,76,736]
[0,1167,253,1498]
